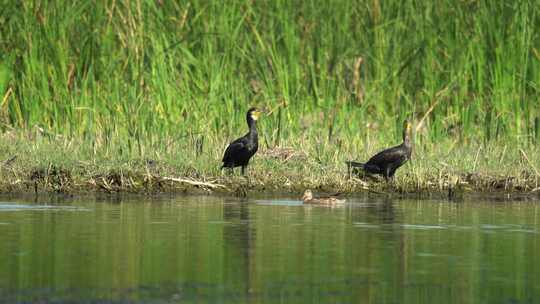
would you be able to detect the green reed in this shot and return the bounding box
[0,0,539,159]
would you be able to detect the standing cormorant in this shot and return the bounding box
[346,120,412,181]
[221,107,262,175]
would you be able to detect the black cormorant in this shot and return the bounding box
[221,107,262,175]
[346,120,412,181]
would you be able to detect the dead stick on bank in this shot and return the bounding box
[161,176,228,190]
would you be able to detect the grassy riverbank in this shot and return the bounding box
[0,130,538,196]
[0,1,539,195]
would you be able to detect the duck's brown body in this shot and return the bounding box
[301,189,345,205]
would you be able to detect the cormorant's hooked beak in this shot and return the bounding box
[403,120,412,134]
[251,110,262,121]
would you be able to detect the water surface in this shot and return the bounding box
[0,194,539,303]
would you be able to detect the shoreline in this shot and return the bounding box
[1,134,539,200]
[1,165,539,200]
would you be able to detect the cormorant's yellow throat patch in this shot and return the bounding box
[251,111,261,121]
[404,120,412,133]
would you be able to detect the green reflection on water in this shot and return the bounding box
[0,196,539,303]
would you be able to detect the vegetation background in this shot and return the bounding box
[0,0,539,192]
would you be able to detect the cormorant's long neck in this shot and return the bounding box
[403,129,411,149]
[247,118,258,140]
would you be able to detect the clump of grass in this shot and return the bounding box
[0,1,539,147]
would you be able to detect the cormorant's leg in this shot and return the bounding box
[384,167,392,182]
[389,167,399,183]
[241,165,246,176]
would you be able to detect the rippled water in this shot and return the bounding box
[0,194,539,303]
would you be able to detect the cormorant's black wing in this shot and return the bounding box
[366,144,408,167]
[222,136,249,163]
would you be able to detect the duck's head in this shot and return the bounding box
[301,189,313,202]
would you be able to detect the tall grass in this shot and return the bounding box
[0,0,539,159]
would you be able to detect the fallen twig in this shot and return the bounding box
[160,176,228,190]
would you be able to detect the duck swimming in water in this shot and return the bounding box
[221,107,262,176]
[301,189,346,205]
[346,120,413,182]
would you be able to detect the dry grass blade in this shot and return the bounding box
[520,149,539,177]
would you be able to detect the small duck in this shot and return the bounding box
[301,189,346,205]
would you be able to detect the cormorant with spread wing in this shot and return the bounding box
[346,120,412,181]
[221,107,262,175]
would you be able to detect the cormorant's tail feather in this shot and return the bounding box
[345,161,365,169]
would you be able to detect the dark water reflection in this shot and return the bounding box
[0,195,539,303]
